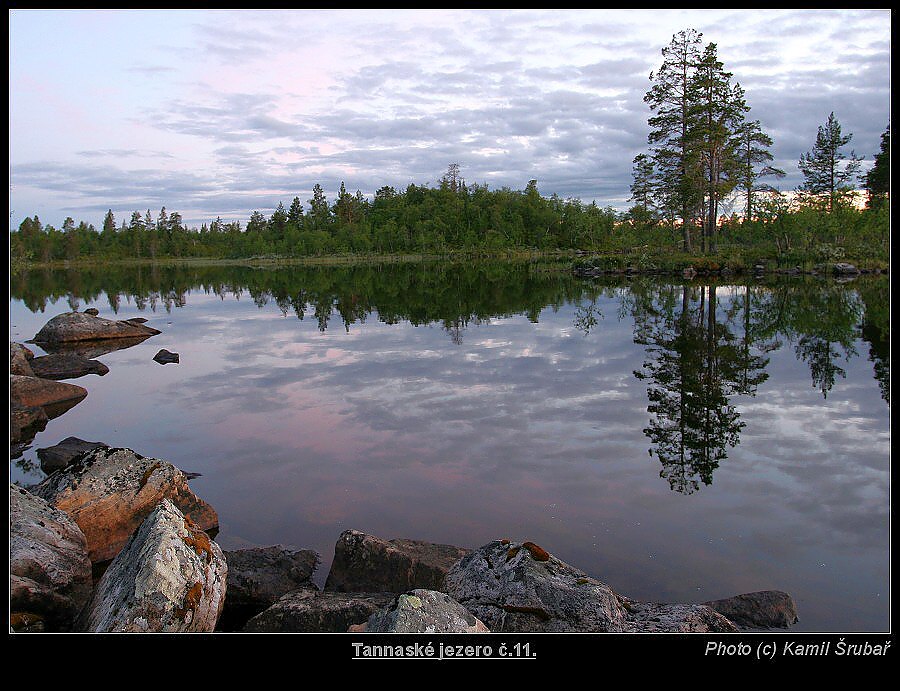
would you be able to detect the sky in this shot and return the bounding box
[8,8,892,230]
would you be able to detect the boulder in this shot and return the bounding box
[37,437,109,475]
[704,590,799,629]
[80,500,226,632]
[29,353,109,380]
[32,447,218,564]
[219,545,320,631]
[10,342,35,376]
[10,374,88,412]
[83,308,99,316]
[832,262,860,275]
[358,589,489,633]
[10,484,92,631]
[153,349,180,364]
[10,401,48,445]
[324,529,470,593]
[31,311,161,345]
[445,539,738,633]
[243,590,393,633]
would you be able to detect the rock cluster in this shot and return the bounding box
[10,308,161,455]
[11,447,223,633]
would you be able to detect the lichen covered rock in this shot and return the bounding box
[32,447,218,564]
[10,484,92,631]
[445,539,739,633]
[360,589,489,633]
[81,500,226,632]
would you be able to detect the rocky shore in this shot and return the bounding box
[10,310,799,634]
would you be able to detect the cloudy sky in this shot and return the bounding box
[8,8,891,230]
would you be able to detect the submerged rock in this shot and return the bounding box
[32,447,218,564]
[153,348,179,364]
[81,499,226,632]
[10,374,88,416]
[704,590,799,629]
[445,539,738,633]
[10,484,92,631]
[243,590,393,633]
[37,437,109,475]
[29,353,109,380]
[219,545,320,630]
[10,342,35,376]
[31,311,160,345]
[324,529,470,593]
[358,589,489,633]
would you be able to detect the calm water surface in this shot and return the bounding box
[9,262,890,632]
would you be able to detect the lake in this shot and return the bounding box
[9,261,891,632]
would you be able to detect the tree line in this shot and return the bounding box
[10,28,889,267]
[11,176,622,264]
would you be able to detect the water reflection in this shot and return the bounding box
[8,261,890,631]
[630,284,769,494]
[11,263,890,497]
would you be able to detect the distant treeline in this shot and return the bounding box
[9,168,889,267]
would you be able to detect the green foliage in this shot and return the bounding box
[797,112,863,212]
[865,124,890,208]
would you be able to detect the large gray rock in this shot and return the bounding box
[37,437,109,475]
[10,374,88,414]
[10,484,92,631]
[704,590,799,629]
[32,447,218,564]
[29,353,109,380]
[219,545,320,630]
[31,311,161,344]
[243,590,394,633]
[358,589,489,633]
[81,500,227,632]
[10,342,35,376]
[324,529,470,593]
[445,540,738,633]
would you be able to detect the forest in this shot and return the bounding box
[9,29,890,270]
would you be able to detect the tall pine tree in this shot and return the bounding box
[798,112,863,212]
